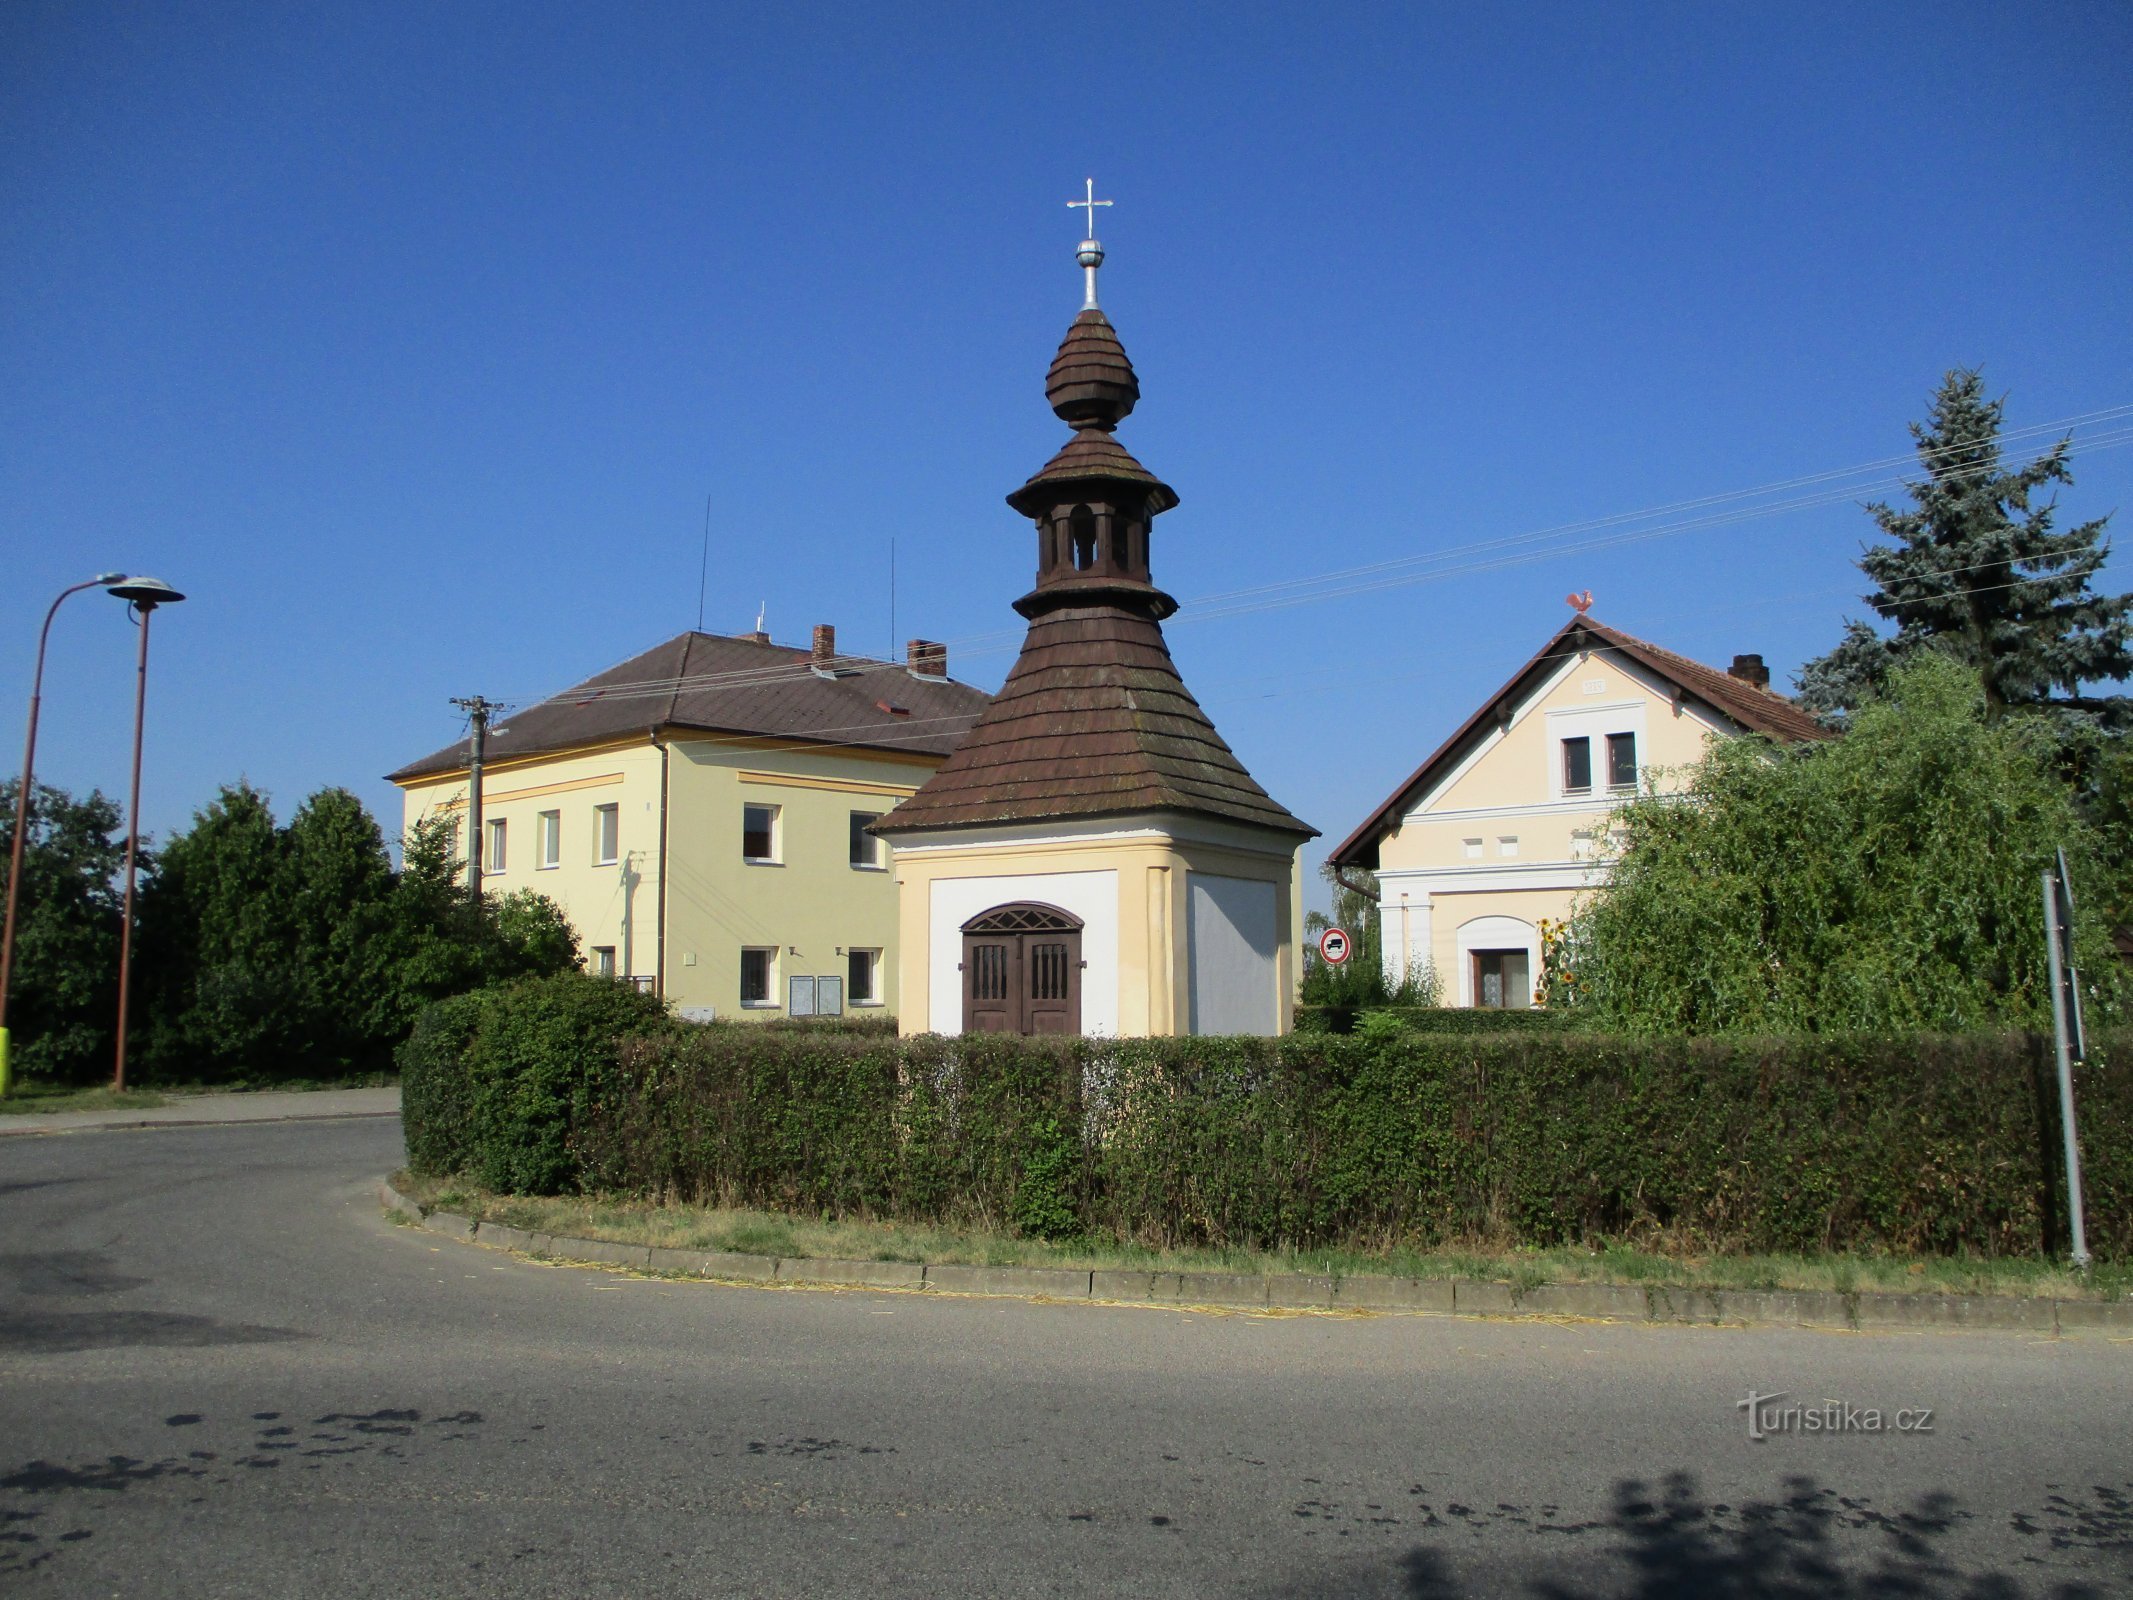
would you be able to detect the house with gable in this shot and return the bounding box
[389,625,989,1021]
[1326,612,1831,1009]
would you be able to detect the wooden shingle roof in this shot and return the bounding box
[388,631,990,782]
[1327,615,1832,870]
[874,604,1314,836]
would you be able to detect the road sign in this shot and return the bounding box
[1318,927,1351,965]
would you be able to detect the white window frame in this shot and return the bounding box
[537,810,561,870]
[740,946,778,1008]
[1455,915,1541,1009]
[591,946,616,978]
[1606,730,1640,794]
[593,802,619,866]
[847,947,883,1006]
[484,817,507,875]
[742,803,781,865]
[849,811,885,870]
[1546,702,1648,802]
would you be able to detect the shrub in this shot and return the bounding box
[404,1012,2133,1261]
[1296,1005,1577,1036]
[397,990,486,1176]
[398,972,670,1193]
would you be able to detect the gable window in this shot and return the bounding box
[850,812,884,869]
[484,817,508,874]
[1562,736,1593,795]
[537,810,560,870]
[594,803,619,865]
[740,946,776,1007]
[1607,732,1638,791]
[848,948,881,1005]
[742,803,779,863]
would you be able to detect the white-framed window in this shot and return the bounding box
[593,802,619,865]
[537,810,560,869]
[740,946,777,1007]
[1473,948,1531,1010]
[743,803,780,864]
[848,948,881,1005]
[1562,736,1593,796]
[1607,731,1638,792]
[591,946,616,978]
[849,811,884,869]
[484,817,507,874]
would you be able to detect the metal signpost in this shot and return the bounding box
[2041,848,2091,1270]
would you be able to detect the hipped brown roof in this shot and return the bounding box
[389,631,990,782]
[1328,615,1833,870]
[875,604,1315,836]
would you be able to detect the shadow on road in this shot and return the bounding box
[1272,1471,2132,1599]
[0,1249,302,1355]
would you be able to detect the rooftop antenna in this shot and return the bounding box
[695,491,713,633]
[1067,177,1112,310]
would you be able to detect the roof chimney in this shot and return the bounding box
[1729,653,1770,691]
[907,639,947,678]
[812,623,835,669]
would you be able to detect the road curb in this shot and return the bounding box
[379,1181,2132,1338]
[0,1108,401,1138]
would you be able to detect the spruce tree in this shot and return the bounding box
[1797,369,2131,725]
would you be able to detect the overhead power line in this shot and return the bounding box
[477,404,2133,712]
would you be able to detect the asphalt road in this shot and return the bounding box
[1,1119,2127,1598]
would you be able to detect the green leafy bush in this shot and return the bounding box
[1561,657,2130,1035]
[397,991,486,1176]
[398,972,670,1193]
[1298,1005,1578,1037]
[407,1005,2132,1260]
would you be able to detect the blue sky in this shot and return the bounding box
[5,2,2130,910]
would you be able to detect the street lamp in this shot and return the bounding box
[0,571,128,1098]
[108,577,185,1093]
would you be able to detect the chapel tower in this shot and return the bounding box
[876,183,1315,1038]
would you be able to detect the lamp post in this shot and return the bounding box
[108,577,185,1092]
[0,572,127,1098]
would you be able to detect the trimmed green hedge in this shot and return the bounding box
[1296,1005,1580,1036]
[395,971,671,1194]
[401,1002,2131,1260]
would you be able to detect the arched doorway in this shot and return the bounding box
[961,902,1084,1035]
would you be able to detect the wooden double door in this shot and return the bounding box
[961,902,1083,1036]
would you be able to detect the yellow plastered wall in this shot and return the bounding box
[397,739,665,982]
[396,732,947,1021]
[662,735,939,1020]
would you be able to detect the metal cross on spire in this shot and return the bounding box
[1068,177,1112,240]
[1067,177,1112,310]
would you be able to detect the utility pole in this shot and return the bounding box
[450,697,497,904]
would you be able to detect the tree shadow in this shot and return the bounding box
[1268,1471,2129,1599]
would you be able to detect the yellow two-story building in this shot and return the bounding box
[1328,613,1829,1008]
[389,626,989,1021]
